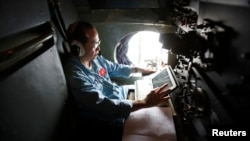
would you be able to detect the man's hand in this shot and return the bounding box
[144,83,171,107]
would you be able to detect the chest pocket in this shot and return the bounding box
[102,80,120,96]
[91,74,116,93]
[90,75,103,90]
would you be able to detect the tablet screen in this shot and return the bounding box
[152,66,176,90]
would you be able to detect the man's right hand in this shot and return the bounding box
[144,83,171,107]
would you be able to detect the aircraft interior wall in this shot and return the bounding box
[1,0,250,141]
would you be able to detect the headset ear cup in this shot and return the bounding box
[79,48,85,56]
[71,45,85,56]
[71,45,80,56]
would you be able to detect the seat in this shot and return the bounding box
[122,107,177,141]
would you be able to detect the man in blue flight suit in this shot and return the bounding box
[65,21,172,140]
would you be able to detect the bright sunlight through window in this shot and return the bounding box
[127,31,168,71]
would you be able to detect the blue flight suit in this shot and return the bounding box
[65,55,133,126]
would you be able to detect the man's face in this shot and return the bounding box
[83,28,101,60]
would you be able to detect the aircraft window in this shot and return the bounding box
[115,31,168,71]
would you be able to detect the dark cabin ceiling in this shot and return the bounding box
[73,0,250,9]
[73,0,168,9]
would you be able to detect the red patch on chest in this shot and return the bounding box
[99,67,106,77]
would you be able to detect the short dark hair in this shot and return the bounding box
[67,21,95,45]
[66,21,95,56]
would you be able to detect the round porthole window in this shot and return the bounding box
[115,31,169,71]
